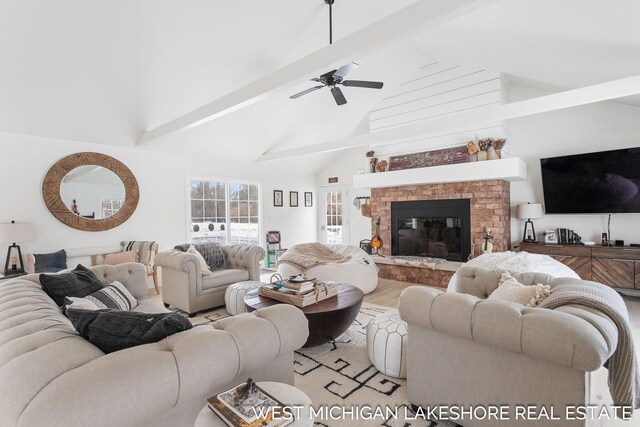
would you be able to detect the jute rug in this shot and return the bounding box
[294,303,457,427]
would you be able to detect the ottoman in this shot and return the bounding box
[366,312,408,378]
[224,281,263,315]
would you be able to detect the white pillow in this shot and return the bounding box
[488,272,551,307]
[65,296,100,311]
[187,245,213,276]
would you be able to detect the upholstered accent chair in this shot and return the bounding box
[398,266,620,427]
[156,243,265,316]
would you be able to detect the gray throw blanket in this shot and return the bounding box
[276,242,350,272]
[539,279,640,410]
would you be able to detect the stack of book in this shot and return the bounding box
[207,381,292,427]
[279,278,315,294]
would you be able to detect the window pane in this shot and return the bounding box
[191,200,204,219]
[204,200,216,218]
[250,216,258,224]
[249,185,259,201]
[229,183,240,200]
[239,202,249,216]
[216,182,225,199]
[230,201,239,218]
[204,182,217,199]
[191,180,204,199]
[249,202,259,216]
[217,201,226,218]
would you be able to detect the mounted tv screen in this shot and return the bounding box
[540,147,640,214]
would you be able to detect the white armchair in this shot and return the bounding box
[398,266,619,427]
[156,243,265,316]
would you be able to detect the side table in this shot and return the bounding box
[194,381,313,427]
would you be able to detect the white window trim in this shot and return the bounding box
[185,174,263,246]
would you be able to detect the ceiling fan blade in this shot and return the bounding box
[289,85,325,99]
[331,86,347,106]
[341,80,384,89]
[333,62,359,80]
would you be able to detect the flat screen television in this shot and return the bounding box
[540,147,640,214]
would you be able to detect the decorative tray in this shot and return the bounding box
[259,283,337,307]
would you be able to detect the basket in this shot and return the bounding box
[259,283,338,307]
[361,197,371,217]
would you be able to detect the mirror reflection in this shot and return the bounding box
[60,165,125,219]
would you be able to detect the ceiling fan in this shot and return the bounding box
[289,0,384,106]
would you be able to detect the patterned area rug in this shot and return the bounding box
[295,303,457,427]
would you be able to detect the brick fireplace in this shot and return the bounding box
[371,179,511,286]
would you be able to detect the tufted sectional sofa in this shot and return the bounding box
[156,244,265,315]
[0,262,308,427]
[398,265,620,427]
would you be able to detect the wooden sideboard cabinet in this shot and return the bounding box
[519,242,640,289]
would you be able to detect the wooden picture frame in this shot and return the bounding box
[304,192,313,207]
[273,190,283,207]
[290,191,298,207]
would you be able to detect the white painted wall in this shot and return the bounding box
[0,132,317,265]
[507,85,640,245]
[320,84,640,250]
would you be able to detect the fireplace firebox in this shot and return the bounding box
[391,199,471,262]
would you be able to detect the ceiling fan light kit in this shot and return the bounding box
[290,0,384,106]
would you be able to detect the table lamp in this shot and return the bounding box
[0,221,34,276]
[516,203,543,243]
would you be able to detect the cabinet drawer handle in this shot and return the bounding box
[612,258,634,262]
[555,255,572,259]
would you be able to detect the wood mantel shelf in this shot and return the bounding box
[353,157,527,189]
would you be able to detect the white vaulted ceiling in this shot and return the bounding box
[1,0,639,170]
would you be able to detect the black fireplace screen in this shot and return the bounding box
[391,199,470,262]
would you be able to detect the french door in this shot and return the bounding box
[319,185,349,245]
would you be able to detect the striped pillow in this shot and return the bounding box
[82,281,138,311]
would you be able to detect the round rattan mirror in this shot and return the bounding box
[43,152,139,231]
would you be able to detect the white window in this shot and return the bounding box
[187,177,261,246]
[100,198,123,219]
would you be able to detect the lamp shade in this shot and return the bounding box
[516,203,544,220]
[0,222,34,243]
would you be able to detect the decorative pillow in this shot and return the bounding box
[103,250,138,265]
[174,241,226,271]
[34,249,68,273]
[64,296,100,311]
[79,280,138,310]
[66,308,192,353]
[40,264,103,306]
[488,272,551,307]
[121,241,155,265]
[186,245,213,276]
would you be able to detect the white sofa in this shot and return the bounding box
[399,266,620,427]
[0,263,308,427]
[277,244,379,294]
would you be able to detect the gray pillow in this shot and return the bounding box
[39,264,103,306]
[34,249,67,273]
[66,308,192,353]
[174,241,226,271]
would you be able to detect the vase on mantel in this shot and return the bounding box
[365,157,374,174]
[477,150,488,161]
[487,146,496,160]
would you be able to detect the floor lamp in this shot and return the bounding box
[1,221,34,276]
[516,203,543,243]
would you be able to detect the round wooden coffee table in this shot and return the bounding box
[244,283,364,348]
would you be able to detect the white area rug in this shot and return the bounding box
[294,303,457,427]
